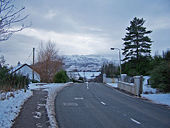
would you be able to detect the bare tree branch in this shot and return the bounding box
[33,41,63,83]
[0,0,29,42]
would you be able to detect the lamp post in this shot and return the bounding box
[110,48,122,81]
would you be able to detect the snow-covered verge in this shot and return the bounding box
[142,76,170,106]
[0,89,33,128]
[0,82,73,128]
[43,83,72,128]
[143,85,157,94]
[106,83,118,88]
[142,93,170,106]
[29,82,73,128]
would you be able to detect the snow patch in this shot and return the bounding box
[36,123,43,128]
[28,83,47,90]
[44,83,73,128]
[142,93,170,106]
[143,76,157,94]
[0,89,33,128]
[143,85,157,94]
[33,111,42,119]
[106,83,118,88]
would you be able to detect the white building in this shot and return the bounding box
[10,63,40,82]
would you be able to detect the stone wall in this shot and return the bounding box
[118,75,143,96]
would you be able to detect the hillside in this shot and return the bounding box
[63,55,115,72]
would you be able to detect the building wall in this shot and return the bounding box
[16,65,40,82]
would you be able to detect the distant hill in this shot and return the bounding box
[63,55,116,72]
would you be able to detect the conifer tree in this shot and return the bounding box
[122,17,152,62]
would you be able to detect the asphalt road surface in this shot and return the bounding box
[55,83,170,128]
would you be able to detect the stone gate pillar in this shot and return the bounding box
[133,76,143,96]
[103,74,106,83]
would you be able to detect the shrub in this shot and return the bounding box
[150,61,170,92]
[0,66,29,91]
[150,50,170,92]
[53,70,69,83]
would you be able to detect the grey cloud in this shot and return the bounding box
[1,0,170,65]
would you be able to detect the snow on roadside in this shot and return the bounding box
[43,83,72,128]
[143,85,157,94]
[143,76,157,94]
[142,93,170,106]
[28,83,47,90]
[0,82,72,128]
[106,83,118,88]
[29,82,73,128]
[142,76,170,106]
[0,89,33,128]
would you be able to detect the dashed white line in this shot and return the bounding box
[100,101,106,105]
[63,102,78,107]
[74,97,84,100]
[130,118,141,125]
[86,82,89,90]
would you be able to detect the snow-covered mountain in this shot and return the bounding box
[63,55,115,72]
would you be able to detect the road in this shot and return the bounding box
[55,83,170,128]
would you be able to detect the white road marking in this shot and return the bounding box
[130,118,141,125]
[86,82,89,90]
[101,101,106,105]
[63,102,78,106]
[74,97,84,100]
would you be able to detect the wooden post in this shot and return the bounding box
[32,48,35,81]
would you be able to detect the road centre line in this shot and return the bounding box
[100,101,106,105]
[63,102,78,107]
[86,82,89,90]
[74,97,84,100]
[130,118,141,125]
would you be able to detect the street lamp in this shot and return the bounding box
[110,48,122,81]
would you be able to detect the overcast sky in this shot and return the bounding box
[1,0,170,66]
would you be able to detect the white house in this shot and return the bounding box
[10,63,40,82]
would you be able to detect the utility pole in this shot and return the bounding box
[111,48,122,81]
[32,48,35,81]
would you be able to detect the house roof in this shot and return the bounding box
[10,64,38,74]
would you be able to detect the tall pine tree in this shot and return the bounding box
[122,17,152,62]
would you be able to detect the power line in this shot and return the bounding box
[24,51,33,64]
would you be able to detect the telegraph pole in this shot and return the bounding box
[110,48,122,81]
[32,48,35,81]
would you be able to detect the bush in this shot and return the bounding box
[150,61,170,92]
[0,66,29,91]
[53,70,69,83]
[150,50,170,92]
